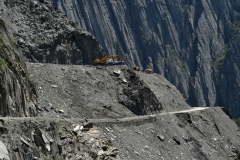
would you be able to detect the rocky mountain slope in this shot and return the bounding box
[1,0,104,65]
[26,63,189,119]
[100,108,240,160]
[49,0,240,118]
[0,19,37,117]
[0,0,240,159]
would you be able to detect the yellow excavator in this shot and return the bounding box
[94,55,124,65]
[133,66,141,71]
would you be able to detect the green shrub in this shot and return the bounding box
[211,44,228,70]
[9,0,16,7]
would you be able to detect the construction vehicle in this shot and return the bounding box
[145,69,153,74]
[133,66,141,71]
[94,55,124,65]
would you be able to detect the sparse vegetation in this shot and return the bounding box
[0,39,3,46]
[231,19,240,30]
[0,59,6,66]
[3,121,7,126]
[0,19,5,27]
[9,0,16,7]
[8,35,18,47]
[0,58,7,72]
[211,44,228,70]
[143,82,150,89]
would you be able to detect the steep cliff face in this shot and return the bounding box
[49,0,240,118]
[0,19,37,117]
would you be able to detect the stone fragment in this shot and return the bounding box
[20,137,32,147]
[44,106,50,112]
[113,70,121,76]
[110,148,119,157]
[80,125,84,131]
[59,109,64,113]
[173,137,181,145]
[73,125,80,132]
[122,79,127,84]
[133,149,139,155]
[42,134,49,144]
[157,134,165,141]
[51,85,58,88]
[46,144,51,152]
[83,122,93,129]
[98,150,105,156]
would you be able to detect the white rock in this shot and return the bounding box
[122,79,127,84]
[74,125,80,132]
[105,127,110,132]
[80,126,84,131]
[98,150,105,156]
[133,150,139,155]
[59,109,64,113]
[113,70,121,76]
[46,144,51,152]
[51,85,58,88]
[0,141,10,160]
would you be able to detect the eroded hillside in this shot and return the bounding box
[0,0,240,160]
[26,63,190,119]
[99,108,240,160]
[1,0,104,64]
[49,0,240,118]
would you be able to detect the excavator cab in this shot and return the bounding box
[94,55,124,65]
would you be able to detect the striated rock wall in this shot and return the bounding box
[49,0,240,118]
[0,19,37,117]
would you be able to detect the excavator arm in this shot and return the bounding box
[94,55,124,65]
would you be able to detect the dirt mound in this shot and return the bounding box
[27,63,190,119]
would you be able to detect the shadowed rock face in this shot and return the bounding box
[0,20,37,117]
[49,0,240,118]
